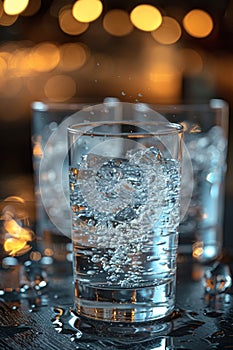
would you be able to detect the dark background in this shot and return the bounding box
[0,0,232,248]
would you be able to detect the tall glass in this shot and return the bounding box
[149,100,229,262]
[67,103,183,322]
[31,101,97,264]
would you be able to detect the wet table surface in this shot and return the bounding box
[0,258,233,350]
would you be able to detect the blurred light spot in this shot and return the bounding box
[4,0,29,15]
[2,257,18,267]
[130,5,162,32]
[149,63,181,100]
[192,241,204,259]
[8,48,33,77]
[59,5,89,35]
[21,0,41,16]
[103,9,133,36]
[41,256,53,265]
[44,248,54,256]
[29,42,60,72]
[0,77,23,97]
[179,48,203,75]
[192,264,204,281]
[66,253,73,262]
[0,11,18,26]
[4,238,28,256]
[59,43,87,71]
[4,238,32,256]
[0,1,3,17]
[44,74,76,102]
[0,56,7,75]
[4,220,33,241]
[183,9,213,38]
[151,16,182,44]
[72,0,103,23]
[33,136,43,158]
[30,251,41,261]
[4,195,25,204]
[146,46,181,101]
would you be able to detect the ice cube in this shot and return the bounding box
[203,262,232,295]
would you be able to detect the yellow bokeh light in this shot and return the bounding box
[4,238,27,256]
[4,0,29,15]
[4,219,33,241]
[0,11,18,26]
[130,5,162,32]
[72,0,103,23]
[59,5,89,35]
[44,74,76,102]
[183,9,214,38]
[103,9,133,37]
[151,16,182,45]
[29,42,60,72]
[59,43,88,71]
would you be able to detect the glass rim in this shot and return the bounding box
[67,121,183,137]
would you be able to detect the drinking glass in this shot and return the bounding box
[149,100,229,262]
[31,101,96,264]
[67,102,183,322]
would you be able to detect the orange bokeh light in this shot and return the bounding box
[59,5,89,35]
[29,42,60,72]
[44,74,76,102]
[103,9,133,36]
[183,9,214,38]
[151,16,182,45]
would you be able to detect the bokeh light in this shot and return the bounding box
[0,1,3,17]
[179,48,204,75]
[103,9,133,37]
[0,11,18,26]
[0,76,23,97]
[72,0,103,23]
[8,48,33,77]
[59,43,88,71]
[44,74,76,102]
[4,0,29,16]
[183,9,214,38]
[0,56,7,75]
[59,5,89,35]
[29,42,60,72]
[151,16,182,45]
[146,45,182,102]
[130,5,162,32]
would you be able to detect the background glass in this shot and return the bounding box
[149,100,229,262]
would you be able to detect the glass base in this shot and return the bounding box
[75,279,175,323]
